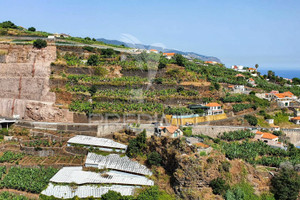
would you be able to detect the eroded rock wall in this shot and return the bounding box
[0,44,73,122]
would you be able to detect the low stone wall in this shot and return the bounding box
[192,125,245,138]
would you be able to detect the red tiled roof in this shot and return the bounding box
[163,53,175,56]
[150,49,158,52]
[248,78,254,81]
[206,103,221,107]
[248,68,256,70]
[274,91,294,99]
[256,131,278,140]
[292,116,300,120]
[160,126,179,134]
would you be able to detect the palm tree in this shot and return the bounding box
[255,64,259,69]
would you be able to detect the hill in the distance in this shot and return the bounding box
[97,38,221,62]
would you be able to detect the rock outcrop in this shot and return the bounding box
[0,43,73,122]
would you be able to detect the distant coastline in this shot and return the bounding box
[259,69,300,79]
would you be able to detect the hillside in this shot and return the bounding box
[97,38,221,62]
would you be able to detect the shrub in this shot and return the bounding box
[271,168,300,200]
[220,161,231,172]
[33,39,47,49]
[87,54,100,66]
[28,27,36,32]
[244,115,258,126]
[137,186,160,200]
[126,130,147,158]
[88,85,97,96]
[147,151,162,166]
[182,127,192,137]
[101,190,122,200]
[94,66,108,77]
[174,54,185,66]
[209,177,230,195]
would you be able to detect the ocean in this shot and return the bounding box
[259,69,300,79]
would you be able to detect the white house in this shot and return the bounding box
[247,78,256,86]
[205,103,224,115]
[273,91,297,107]
[156,126,183,138]
[231,65,247,72]
[265,119,274,124]
[163,53,175,59]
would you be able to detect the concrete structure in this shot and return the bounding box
[85,153,152,176]
[166,113,227,126]
[67,135,127,153]
[273,91,297,107]
[265,119,274,124]
[0,118,16,129]
[247,78,256,86]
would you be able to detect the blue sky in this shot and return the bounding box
[1,0,300,72]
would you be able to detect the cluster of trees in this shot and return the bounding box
[218,130,255,141]
[33,39,47,49]
[126,130,147,158]
[232,103,255,112]
[0,21,17,29]
[244,115,258,126]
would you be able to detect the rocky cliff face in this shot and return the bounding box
[147,137,271,200]
[0,44,73,122]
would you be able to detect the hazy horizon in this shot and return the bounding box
[1,0,300,73]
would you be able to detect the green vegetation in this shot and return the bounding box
[126,130,147,158]
[0,21,17,29]
[182,127,192,136]
[225,182,275,200]
[69,101,164,115]
[164,107,193,115]
[221,141,300,167]
[28,27,36,32]
[0,167,58,193]
[87,54,101,66]
[147,151,162,166]
[0,192,29,200]
[271,168,300,200]
[232,104,254,112]
[33,39,47,49]
[219,130,255,141]
[209,177,230,195]
[0,151,24,163]
[244,115,258,126]
[64,53,82,66]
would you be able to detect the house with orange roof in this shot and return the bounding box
[291,116,300,125]
[163,53,175,59]
[156,125,183,138]
[247,68,257,73]
[149,49,159,54]
[255,131,278,142]
[205,102,224,116]
[255,131,286,149]
[272,91,297,107]
[247,78,256,86]
[205,61,219,65]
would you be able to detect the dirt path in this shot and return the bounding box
[0,188,39,199]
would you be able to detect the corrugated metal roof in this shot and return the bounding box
[67,135,127,150]
[50,167,154,186]
[42,183,138,199]
[85,153,152,176]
